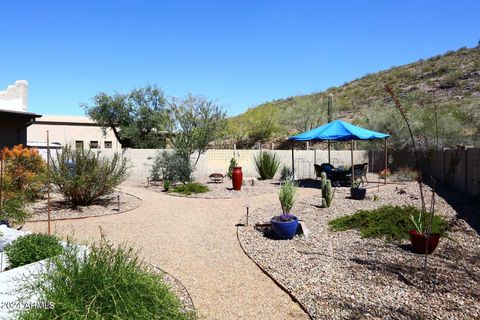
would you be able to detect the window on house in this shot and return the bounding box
[75,140,84,149]
[104,141,112,149]
[90,141,99,149]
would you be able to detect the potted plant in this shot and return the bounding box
[350,179,366,200]
[409,211,441,254]
[270,180,299,240]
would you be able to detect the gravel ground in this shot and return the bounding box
[147,178,280,199]
[238,182,480,319]
[27,190,142,221]
[25,182,313,319]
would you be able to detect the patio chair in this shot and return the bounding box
[344,163,369,186]
[314,163,334,180]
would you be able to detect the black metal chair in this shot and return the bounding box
[314,163,334,180]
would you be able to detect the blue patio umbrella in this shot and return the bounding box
[288,120,390,183]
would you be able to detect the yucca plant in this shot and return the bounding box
[278,179,297,217]
[253,151,280,180]
[51,146,128,205]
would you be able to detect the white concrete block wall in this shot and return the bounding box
[100,149,369,182]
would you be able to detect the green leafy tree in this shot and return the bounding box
[169,95,226,169]
[82,85,171,148]
[285,96,327,133]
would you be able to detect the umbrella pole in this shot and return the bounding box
[384,138,388,185]
[328,140,331,164]
[351,140,354,186]
[291,140,295,179]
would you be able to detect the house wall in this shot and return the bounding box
[0,80,28,112]
[28,117,121,150]
[0,120,27,148]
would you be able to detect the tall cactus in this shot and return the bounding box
[321,172,334,207]
[321,172,327,198]
[325,180,333,207]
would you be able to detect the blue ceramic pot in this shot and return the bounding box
[270,216,299,240]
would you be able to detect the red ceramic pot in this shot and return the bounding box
[232,167,243,191]
[409,230,440,254]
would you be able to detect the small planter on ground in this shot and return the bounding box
[409,209,445,254]
[270,180,299,240]
[350,180,366,200]
[409,230,440,254]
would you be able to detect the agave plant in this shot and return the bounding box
[253,151,280,180]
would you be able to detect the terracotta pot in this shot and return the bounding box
[232,167,243,191]
[409,230,440,254]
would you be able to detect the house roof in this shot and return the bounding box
[0,108,42,121]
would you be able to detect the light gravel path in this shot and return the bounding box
[24,182,321,320]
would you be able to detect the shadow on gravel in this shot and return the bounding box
[423,178,480,235]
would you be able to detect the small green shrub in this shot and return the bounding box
[329,205,448,242]
[16,238,194,320]
[253,151,280,179]
[4,233,63,269]
[280,166,292,181]
[172,182,209,195]
[227,157,238,179]
[391,167,417,182]
[164,180,171,191]
[51,146,128,205]
[278,179,297,214]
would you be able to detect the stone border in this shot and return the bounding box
[235,220,313,320]
[149,264,196,314]
[26,190,143,223]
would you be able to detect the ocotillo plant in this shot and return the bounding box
[385,84,434,288]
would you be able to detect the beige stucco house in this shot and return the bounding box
[28,115,121,150]
[0,80,41,148]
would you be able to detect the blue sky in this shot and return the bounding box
[0,1,478,116]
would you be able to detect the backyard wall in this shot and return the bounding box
[99,149,369,182]
[369,147,480,196]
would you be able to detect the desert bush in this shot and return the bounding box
[280,166,292,181]
[151,151,192,183]
[0,145,46,225]
[391,167,417,182]
[4,233,63,269]
[50,146,128,205]
[329,205,448,242]
[16,238,194,320]
[254,151,280,179]
[227,157,238,179]
[172,182,209,196]
[2,145,46,200]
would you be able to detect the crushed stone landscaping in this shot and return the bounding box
[27,190,142,221]
[238,182,480,319]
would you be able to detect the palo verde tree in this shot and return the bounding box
[284,95,327,133]
[168,94,226,178]
[82,85,171,148]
